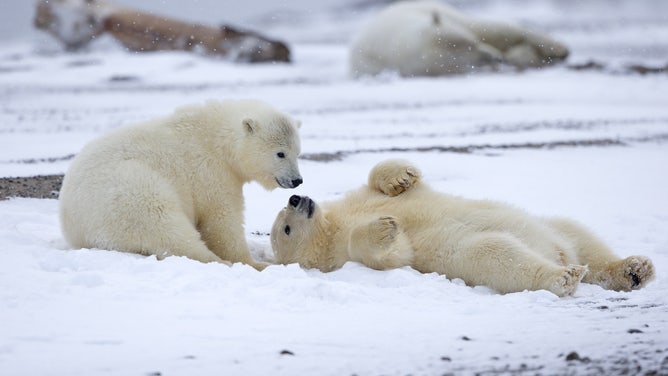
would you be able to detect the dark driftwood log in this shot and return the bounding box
[34,0,290,63]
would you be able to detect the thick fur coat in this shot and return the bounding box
[60,99,302,269]
[350,0,569,77]
[271,159,654,296]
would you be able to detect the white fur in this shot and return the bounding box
[350,0,569,77]
[60,99,302,269]
[271,159,655,296]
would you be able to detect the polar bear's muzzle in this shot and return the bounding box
[276,176,303,189]
[289,195,315,218]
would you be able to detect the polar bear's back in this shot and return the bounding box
[349,1,496,77]
[60,117,193,201]
[59,120,195,249]
[59,103,226,245]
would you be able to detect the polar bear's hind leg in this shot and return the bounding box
[546,218,655,291]
[96,164,225,264]
[452,232,585,296]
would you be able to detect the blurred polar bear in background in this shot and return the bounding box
[350,0,569,77]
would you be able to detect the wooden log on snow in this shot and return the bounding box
[34,0,290,63]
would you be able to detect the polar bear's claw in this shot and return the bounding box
[370,160,421,197]
[374,216,399,246]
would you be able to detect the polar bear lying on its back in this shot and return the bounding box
[60,99,302,269]
[350,0,569,77]
[271,159,655,296]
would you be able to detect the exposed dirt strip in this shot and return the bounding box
[2,134,666,200]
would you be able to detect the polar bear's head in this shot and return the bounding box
[226,100,302,190]
[271,195,329,269]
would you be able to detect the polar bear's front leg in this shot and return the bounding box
[199,213,269,271]
[368,159,421,197]
[348,216,414,270]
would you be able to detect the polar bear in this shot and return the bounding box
[271,159,655,296]
[350,0,569,77]
[60,99,302,269]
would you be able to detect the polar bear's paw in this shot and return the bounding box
[349,216,414,270]
[369,216,414,269]
[371,216,399,247]
[548,264,587,297]
[370,159,421,197]
[616,256,655,291]
[383,168,420,197]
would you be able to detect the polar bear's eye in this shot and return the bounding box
[284,225,291,235]
[277,152,286,159]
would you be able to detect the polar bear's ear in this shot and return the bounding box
[294,119,302,129]
[243,118,259,134]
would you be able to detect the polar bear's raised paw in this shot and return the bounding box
[369,159,421,197]
[382,168,420,197]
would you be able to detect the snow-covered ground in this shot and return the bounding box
[1,1,667,375]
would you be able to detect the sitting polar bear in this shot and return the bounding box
[60,99,302,269]
[271,159,655,296]
[350,0,569,77]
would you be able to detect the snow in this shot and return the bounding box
[1,0,668,375]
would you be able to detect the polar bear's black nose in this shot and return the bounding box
[291,178,303,188]
[289,195,301,207]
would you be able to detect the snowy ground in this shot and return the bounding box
[1,1,668,375]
